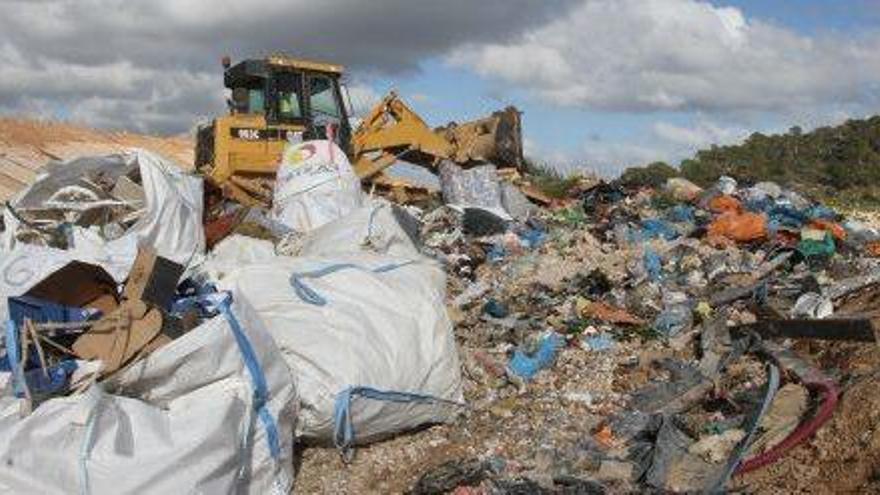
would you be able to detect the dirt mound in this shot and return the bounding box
[733,341,880,493]
[0,117,192,200]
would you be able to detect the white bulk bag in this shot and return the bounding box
[0,292,297,495]
[298,200,420,258]
[0,149,204,321]
[202,234,278,283]
[104,148,205,268]
[272,140,363,233]
[1,148,204,281]
[223,252,462,452]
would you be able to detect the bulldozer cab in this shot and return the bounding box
[197,55,351,206]
[225,57,350,141]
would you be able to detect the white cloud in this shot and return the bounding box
[448,0,880,114]
[578,141,676,178]
[528,119,752,178]
[525,135,666,178]
[652,120,748,149]
[0,0,575,133]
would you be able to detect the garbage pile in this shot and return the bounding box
[396,173,880,493]
[0,140,879,493]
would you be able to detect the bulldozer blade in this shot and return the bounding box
[438,106,523,169]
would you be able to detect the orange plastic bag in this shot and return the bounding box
[709,194,741,213]
[809,219,846,241]
[707,212,767,243]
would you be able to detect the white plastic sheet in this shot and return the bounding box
[0,292,297,494]
[715,176,738,196]
[272,140,364,233]
[746,181,782,201]
[438,160,510,220]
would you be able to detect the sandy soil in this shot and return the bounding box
[0,117,192,200]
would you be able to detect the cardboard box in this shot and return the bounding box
[123,247,184,311]
[25,261,119,315]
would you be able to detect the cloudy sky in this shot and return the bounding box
[2,0,880,176]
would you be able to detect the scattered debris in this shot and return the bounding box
[1,132,879,494]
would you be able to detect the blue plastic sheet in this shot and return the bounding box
[486,244,507,263]
[508,333,564,380]
[743,197,773,214]
[18,360,78,397]
[640,219,680,241]
[518,228,547,249]
[171,289,226,318]
[482,299,510,319]
[806,204,837,221]
[769,205,808,229]
[667,205,695,224]
[644,248,663,282]
[653,305,692,337]
[583,333,616,352]
[8,296,98,326]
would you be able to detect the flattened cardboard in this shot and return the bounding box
[25,261,119,313]
[72,301,163,374]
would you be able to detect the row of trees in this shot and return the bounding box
[621,116,880,200]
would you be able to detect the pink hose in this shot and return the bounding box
[736,379,840,474]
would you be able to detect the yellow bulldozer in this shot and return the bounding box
[195,54,523,207]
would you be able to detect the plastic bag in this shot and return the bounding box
[641,219,680,241]
[791,292,833,319]
[844,220,880,244]
[715,176,738,195]
[665,178,703,202]
[438,161,509,220]
[809,219,846,241]
[708,195,741,214]
[797,231,835,258]
[707,212,767,243]
[654,305,693,337]
[508,333,564,379]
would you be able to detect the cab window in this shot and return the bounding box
[247,89,264,114]
[308,75,341,122]
[273,72,302,122]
